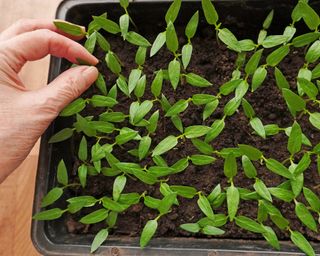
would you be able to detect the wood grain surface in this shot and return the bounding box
[0,0,62,255]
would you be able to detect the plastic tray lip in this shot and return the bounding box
[31,0,319,255]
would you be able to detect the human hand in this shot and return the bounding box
[0,19,99,183]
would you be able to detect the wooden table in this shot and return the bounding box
[0,0,62,255]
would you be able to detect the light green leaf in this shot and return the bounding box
[90,229,108,253]
[182,44,193,69]
[41,187,63,208]
[245,49,263,75]
[33,208,64,220]
[227,184,239,221]
[152,135,178,156]
[49,128,73,143]
[218,28,241,52]
[295,202,317,232]
[252,66,267,91]
[168,59,180,90]
[250,117,266,139]
[309,112,320,130]
[201,0,219,25]
[78,164,87,188]
[138,136,152,160]
[165,0,182,24]
[288,121,302,155]
[150,32,166,57]
[254,179,272,202]
[151,70,163,97]
[266,45,290,67]
[166,22,179,53]
[53,21,85,36]
[165,99,188,117]
[197,194,214,219]
[184,125,211,139]
[140,220,158,248]
[241,155,257,178]
[185,11,199,39]
[180,223,200,233]
[57,159,68,186]
[290,230,315,256]
[126,31,151,47]
[274,67,290,89]
[189,155,216,165]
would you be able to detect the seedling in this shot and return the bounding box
[34,0,320,255]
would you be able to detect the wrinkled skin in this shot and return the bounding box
[0,19,99,183]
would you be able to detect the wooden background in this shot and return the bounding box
[0,0,62,255]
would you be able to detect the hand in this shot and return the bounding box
[0,19,99,183]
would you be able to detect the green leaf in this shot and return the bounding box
[241,155,257,179]
[192,94,216,105]
[235,216,265,233]
[185,73,212,87]
[93,16,120,34]
[203,100,219,121]
[257,30,267,45]
[262,35,288,48]
[245,49,263,75]
[105,52,121,74]
[238,144,262,161]
[306,40,320,63]
[60,98,86,117]
[265,158,292,179]
[207,184,221,203]
[49,128,73,143]
[290,230,315,256]
[219,79,242,96]
[102,197,128,212]
[78,164,87,188]
[182,44,193,69]
[224,153,237,178]
[235,80,249,100]
[254,179,272,202]
[33,208,64,220]
[180,223,200,233]
[84,31,97,54]
[201,0,219,25]
[312,63,320,79]
[250,117,266,139]
[53,20,85,36]
[298,78,318,100]
[265,124,280,136]
[223,97,241,116]
[90,229,108,253]
[150,32,166,57]
[165,99,188,117]
[263,10,274,29]
[95,73,107,95]
[303,187,320,212]
[158,192,177,214]
[165,0,181,24]
[151,70,163,97]
[128,68,142,94]
[113,175,126,201]
[252,66,267,91]
[282,88,306,116]
[147,110,160,133]
[119,14,129,38]
[242,99,255,119]
[198,194,214,219]
[140,219,158,248]
[299,2,320,30]
[309,112,320,130]
[96,31,110,51]
[90,95,117,108]
[115,131,138,145]
[268,188,294,202]
[171,158,189,173]
[266,45,290,67]
[184,125,211,139]
[135,46,147,66]
[138,136,152,160]
[274,67,290,89]
[227,184,239,221]
[202,226,225,235]
[295,202,317,232]
[57,159,68,186]
[126,31,151,47]
[191,138,214,155]
[90,121,115,134]
[205,119,225,143]
[168,59,180,90]
[292,32,320,47]
[189,155,216,165]
[120,0,129,8]
[218,28,241,52]
[170,185,197,199]
[288,121,302,155]
[166,22,179,53]
[185,11,199,39]
[238,39,255,52]
[41,187,63,208]
[133,170,158,185]
[262,226,280,250]
[118,193,140,205]
[80,209,108,224]
[291,172,304,197]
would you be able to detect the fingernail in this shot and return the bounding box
[83,66,98,75]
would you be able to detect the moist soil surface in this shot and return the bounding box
[61,22,320,242]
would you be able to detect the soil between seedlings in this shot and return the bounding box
[64,24,320,242]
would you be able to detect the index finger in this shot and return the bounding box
[0,19,85,42]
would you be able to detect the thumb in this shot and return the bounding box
[36,65,98,114]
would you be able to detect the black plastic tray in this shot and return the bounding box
[32,0,320,255]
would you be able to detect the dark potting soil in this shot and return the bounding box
[62,22,320,242]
